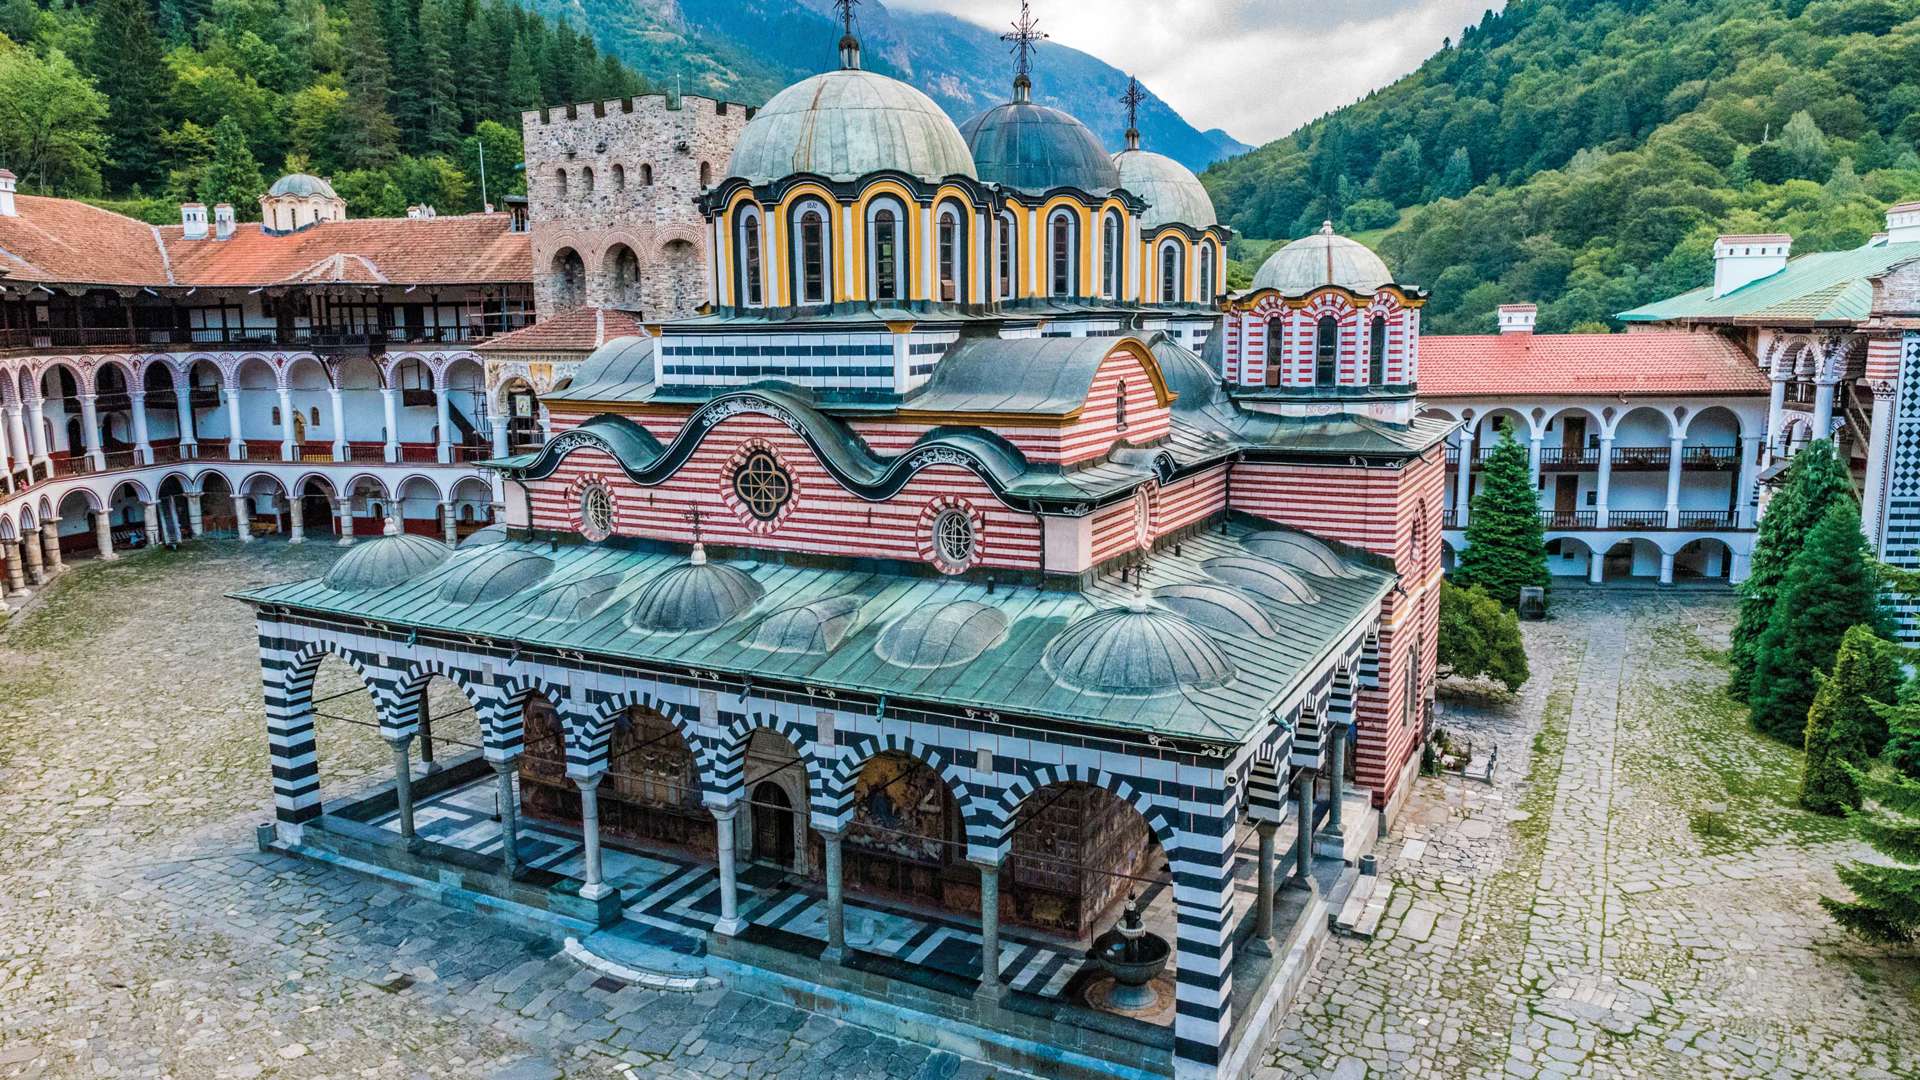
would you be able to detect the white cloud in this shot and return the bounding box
[884,0,1502,144]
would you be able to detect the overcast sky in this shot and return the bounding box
[886,0,1502,145]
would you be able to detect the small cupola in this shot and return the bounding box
[0,169,15,217]
[213,203,236,240]
[1886,201,1920,244]
[1712,234,1790,298]
[1497,303,1536,334]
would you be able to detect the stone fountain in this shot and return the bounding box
[1089,894,1170,1010]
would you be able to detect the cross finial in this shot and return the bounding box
[1121,76,1146,151]
[684,506,703,545]
[1002,0,1047,101]
[833,0,862,69]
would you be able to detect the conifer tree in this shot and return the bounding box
[1730,440,1853,701]
[91,0,175,191]
[1822,767,1920,945]
[199,115,263,214]
[1800,626,1900,815]
[1454,429,1548,608]
[1882,699,1920,780]
[1749,499,1885,743]
[417,0,464,153]
[340,0,400,168]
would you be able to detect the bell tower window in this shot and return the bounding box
[1102,212,1120,298]
[1159,242,1182,303]
[1265,317,1284,386]
[938,209,960,302]
[1369,315,1387,384]
[1049,212,1075,298]
[872,208,899,301]
[798,207,828,306]
[1316,316,1339,386]
[997,214,1016,299]
[740,213,764,307]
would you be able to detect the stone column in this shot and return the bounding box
[434,384,452,464]
[973,858,1004,1003]
[1588,548,1605,584]
[5,404,30,479]
[235,494,254,543]
[41,519,64,572]
[712,804,746,937]
[335,498,354,546]
[186,493,205,538]
[329,387,348,461]
[441,502,458,545]
[1737,434,1763,531]
[1765,371,1789,463]
[381,388,399,462]
[1326,727,1347,839]
[1453,430,1474,529]
[173,384,197,456]
[26,397,49,474]
[288,503,305,545]
[142,502,160,547]
[20,527,44,584]
[493,759,520,877]
[93,511,115,561]
[1595,435,1615,527]
[822,827,847,963]
[78,394,104,470]
[576,774,611,899]
[0,407,11,490]
[388,733,416,839]
[1659,549,1676,586]
[3,541,28,596]
[490,415,509,459]
[1664,434,1686,528]
[130,391,152,464]
[1527,432,1543,488]
[1292,769,1315,888]
[1862,387,1896,551]
[1253,820,1277,954]
[224,387,245,460]
[1812,377,1837,442]
[277,387,296,461]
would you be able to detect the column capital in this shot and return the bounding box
[381,730,415,751]
[572,770,605,791]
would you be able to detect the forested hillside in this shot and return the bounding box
[1204,0,1920,333]
[0,0,646,222]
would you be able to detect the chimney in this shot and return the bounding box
[181,202,208,240]
[1885,201,1920,244]
[1712,234,1790,298]
[0,169,14,217]
[213,203,235,240]
[1497,303,1537,334]
[406,204,436,219]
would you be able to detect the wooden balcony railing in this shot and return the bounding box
[1539,509,1598,528]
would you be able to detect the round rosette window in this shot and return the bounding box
[933,509,976,571]
[579,483,616,542]
[732,449,793,522]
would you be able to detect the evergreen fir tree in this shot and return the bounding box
[340,0,400,168]
[1749,499,1885,743]
[90,0,175,191]
[504,31,541,115]
[1454,429,1548,608]
[1822,767,1920,945]
[1874,697,1920,780]
[1800,626,1900,815]
[1730,440,1853,701]
[416,0,464,153]
[1431,146,1473,198]
[199,115,263,213]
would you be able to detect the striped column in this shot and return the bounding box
[261,637,323,839]
[1171,803,1238,1075]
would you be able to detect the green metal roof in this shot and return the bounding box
[1619,241,1920,324]
[905,337,1148,416]
[232,520,1392,745]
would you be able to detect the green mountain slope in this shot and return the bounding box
[528,0,1250,172]
[1204,0,1920,333]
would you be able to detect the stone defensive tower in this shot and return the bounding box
[522,94,753,321]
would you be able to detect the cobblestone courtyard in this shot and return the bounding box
[2,547,1917,1080]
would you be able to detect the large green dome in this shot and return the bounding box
[726,68,976,185]
[960,99,1119,195]
[1112,147,1216,229]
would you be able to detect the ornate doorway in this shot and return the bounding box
[752,781,795,867]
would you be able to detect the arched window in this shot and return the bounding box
[738,211,764,307]
[796,205,829,306]
[699,161,712,187]
[871,206,900,301]
[1197,243,1213,301]
[641,163,654,186]
[1102,211,1121,298]
[554,168,568,198]
[1369,315,1387,384]
[1115,380,1128,432]
[1159,242,1183,303]
[1316,316,1340,386]
[938,204,964,302]
[1049,211,1076,297]
[1265,316,1284,386]
[611,163,626,191]
[581,166,595,194]
[997,213,1016,299]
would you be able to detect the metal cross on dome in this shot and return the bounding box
[834,0,859,37]
[1003,0,1047,80]
[1121,76,1146,133]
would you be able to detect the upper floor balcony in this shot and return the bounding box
[0,321,532,355]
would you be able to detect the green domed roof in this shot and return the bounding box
[1112,147,1216,229]
[1044,594,1234,696]
[267,172,338,199]
[875,600,1007,669]
[746,594,862,655]
[1253,222,1393,294]
[629,546,763,633]
[1201,556,1321,605]
[959,99,1119,194]
[520,572,626,624]
[437,547,554,605]
[322,530,452,593]
[1151,583,1278,638]
[726,68,977,185]
[1243,531,1365,579]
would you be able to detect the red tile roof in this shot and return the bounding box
[0,194,529,288]
[477,307,643,354]
[1418,331,1769,397]
[0,195,172,285]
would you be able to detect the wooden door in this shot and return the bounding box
[1555,476,1578,514]
[752,782,795,867]
[1561,415,1586,453]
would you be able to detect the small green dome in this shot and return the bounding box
[1243,531,1364,579]
[875,600,1007,669]
[1112,148,1216,229]
[1045,594,1234,696]
[747,595,862,655]
[1253,222,1393,294]
[437,547,555,605]
[1201,556,1321,605]
[322,531,452,592]
[520,572,626,624]
[267,172,339,199]
[629,546,763,633]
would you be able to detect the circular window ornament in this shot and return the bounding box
[933,509,976,571]
[733,450,793,522]
[580,484,615,541]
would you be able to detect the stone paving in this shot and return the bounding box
[0,543,995,1080]
[5,547,1918,1080]
[1261,588,1920,1080]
